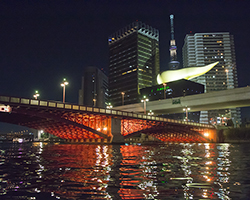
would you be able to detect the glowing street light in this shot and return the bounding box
[33,90,39,99]
[106,103,113,109]
[163,83,167,99]
[60,78,68,103]
[225,69,229,88]
[204,133,209,137]
[93,98,96,107]
[183,107,190,121]
[121,92,125,105]
[148,110,154,116]
[141,96,149,114]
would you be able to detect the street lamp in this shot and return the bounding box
[106,103,113,109]
[183,107,190,121]
[225,69,229,88]
[163,83,167,99]
[33,90,39,99]
[121,92,125,105]
[60,78,68,103]
[141,96,149,114]
[93,98,96,107]
[148,110,154,116]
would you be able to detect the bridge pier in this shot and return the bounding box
[111,117,124,143]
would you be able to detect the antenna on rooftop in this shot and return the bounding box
[170,14,174,40]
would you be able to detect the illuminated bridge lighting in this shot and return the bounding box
[0,95,217,143]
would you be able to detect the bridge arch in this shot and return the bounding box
[0,95,217,143]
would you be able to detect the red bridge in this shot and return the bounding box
[0,95,217,143]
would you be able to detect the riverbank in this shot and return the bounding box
[217,126,250,143]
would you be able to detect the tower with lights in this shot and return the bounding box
[168,14,180,70]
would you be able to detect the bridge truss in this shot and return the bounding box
[0,95,217,143]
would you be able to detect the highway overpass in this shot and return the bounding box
[114,87,250,115]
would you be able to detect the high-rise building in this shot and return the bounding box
[79,66,108,108]
[182,32,241,125]
[108,21,160,106]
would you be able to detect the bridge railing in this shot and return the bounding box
[0,95,214,129]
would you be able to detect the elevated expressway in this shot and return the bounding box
[114,87,250,115]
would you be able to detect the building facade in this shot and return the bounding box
[182,32,241,125]
[108,21,160,106]
[79,66,108,108]
[140,79,204,101]
[140,79,204,123]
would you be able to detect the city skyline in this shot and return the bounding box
[0,1,250,131]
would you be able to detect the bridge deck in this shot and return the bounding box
[0,95,216,142]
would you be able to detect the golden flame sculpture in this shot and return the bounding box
[157,61,219,84]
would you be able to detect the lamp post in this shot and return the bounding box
[141,96,149,114]
[93,98,96,107]
[148,110,154,116]
[121,92,125,105]
[60,78,68,103]
[33,90,39,99]
[183,107,190,121]
[225,69,229,88]
[163,83,167,99]
[106,103,113,109]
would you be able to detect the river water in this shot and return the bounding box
[0,142,249,200]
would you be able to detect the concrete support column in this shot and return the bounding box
[111,117,124,143]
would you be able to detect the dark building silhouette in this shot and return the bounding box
[140,79,204,101]
[108,21,160,106]
[79,66,108,108]
[140,79,204,122]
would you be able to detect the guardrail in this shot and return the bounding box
[0,95,215,129]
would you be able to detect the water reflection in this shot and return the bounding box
[0,142,249,199]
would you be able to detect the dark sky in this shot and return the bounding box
[1,0,250,131]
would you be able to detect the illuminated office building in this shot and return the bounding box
[182,32,241,125]
[78,66,108,108]
[108,21,160,106]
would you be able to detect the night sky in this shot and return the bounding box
[1,0,250,131]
